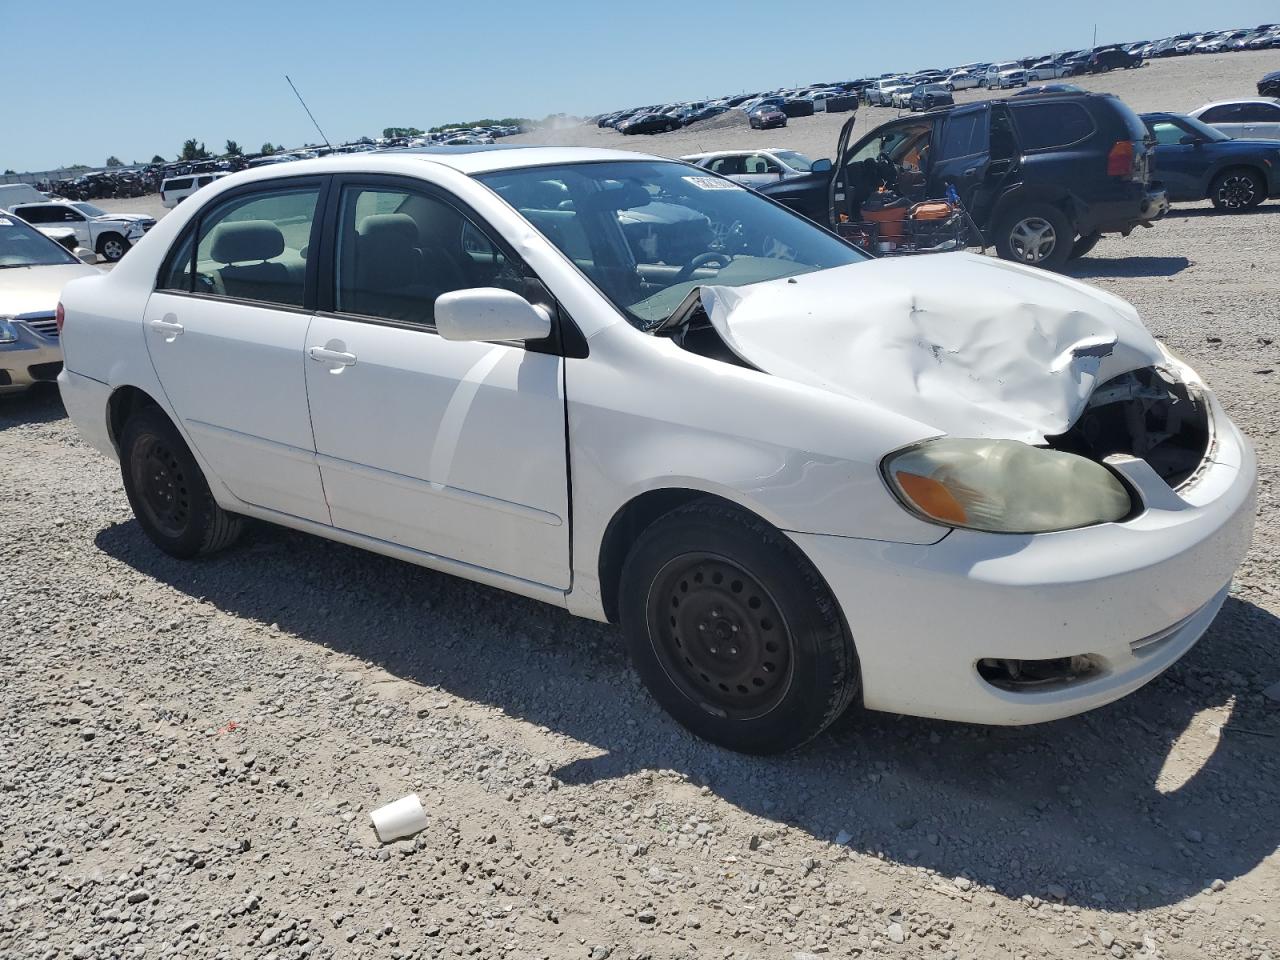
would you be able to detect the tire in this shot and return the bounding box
[619,500,859,754]
[995,202,1074,271]
[97,233,128,262]
[1209,168,1265,210]
[1070,230,1103,260]
[120,405,242,559]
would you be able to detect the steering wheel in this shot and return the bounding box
[674,251,732,283]
[875,153,899,189]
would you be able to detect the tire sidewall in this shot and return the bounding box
[619,504,857,754]
[995,203,1073,271]
[120,407,219,558]
[1210,169,1264,211]
[98,233,127,262]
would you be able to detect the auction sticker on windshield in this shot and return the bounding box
[683,176,742,190]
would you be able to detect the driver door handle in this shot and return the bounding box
[147,317,184,338]
[308,345,357,367]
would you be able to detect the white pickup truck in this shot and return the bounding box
[5,199,156,262]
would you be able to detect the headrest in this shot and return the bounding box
[358,213,419,244]
[209,220,285,264]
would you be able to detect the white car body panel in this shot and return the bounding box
[1189,98,1280,141]
[945,72,980,90]
[55,147,1257,728]
[1027,63,1067,80]
[679,150,811,188]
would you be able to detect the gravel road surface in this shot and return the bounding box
[2,52,1278,960]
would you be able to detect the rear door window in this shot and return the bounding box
[1010,102,1095,150]
[939,109,990,159]
[1199,104,1246,123]
[1238,102,1280,121]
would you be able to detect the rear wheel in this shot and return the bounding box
[1209,169,1265,210]
[619,500,859,754]
[120,406,242,558]
[995,203,1073,271]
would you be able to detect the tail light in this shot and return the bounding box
[1107,140,1136,177]
[55,302,65,334]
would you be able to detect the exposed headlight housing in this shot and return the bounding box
[883,438,1133,534]
[0,318,18,344]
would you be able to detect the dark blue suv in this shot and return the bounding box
[1140,112,1280,210]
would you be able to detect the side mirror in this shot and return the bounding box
[1178,135,1201,146]
[435,288,552,343]
[75,247,97,264]
[810,158,833,173]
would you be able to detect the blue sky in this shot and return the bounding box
[2,0,1276,172]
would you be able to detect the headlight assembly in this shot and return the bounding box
[883,438,1132,534]
[0,319,19,344]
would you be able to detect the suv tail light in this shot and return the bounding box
[55,302,65,334]
[1107,140,1136,178]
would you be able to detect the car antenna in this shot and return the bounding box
[285,75,332,150]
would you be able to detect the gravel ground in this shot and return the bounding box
[3,54,1279,960]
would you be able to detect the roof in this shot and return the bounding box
[239,145,669,180]
[679,148,793,159]
[1192,97,1280,111]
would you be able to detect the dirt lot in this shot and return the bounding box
[3,52,1279,960]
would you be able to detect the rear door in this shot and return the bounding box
[144,177,331,524]
[1199,103,1250,138]
[302,176,571,588]
[929,104,993,210]
[1238,101,1280,139]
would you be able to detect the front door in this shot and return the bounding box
[1145,119,1202,201]
[303,178,571,588]
[144,178,331,524]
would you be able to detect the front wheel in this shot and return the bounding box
[1210,169,1265,210]
[995,203,1074,271]
[619,501,859,754]
[97,233,128,262]
[120,406,243,558]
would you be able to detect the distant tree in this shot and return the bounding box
[260,142,278,156]
[179,139,211,162]
[382,126,425,139]
[224,140,243,157]
[428,117,529,133]
[105,156,123,167]
[150,154,166,164]
[65,164,91,172]
[3,169,14,175]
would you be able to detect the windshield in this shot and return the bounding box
[72,202,110,218]
[772,150,813,171]
[0,214,78,268]
[476,160,866,328]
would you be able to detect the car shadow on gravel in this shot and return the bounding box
[0,383,66,430]
[1170,205,1280,219]
[1065,256,1190,279]
[96,518,1280,910]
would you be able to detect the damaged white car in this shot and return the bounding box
[56,148,1256,753]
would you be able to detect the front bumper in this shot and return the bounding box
[0,325,63,394]
[788,392,1256,725]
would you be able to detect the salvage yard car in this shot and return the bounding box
[6,199,156,262]
[761,91,1169,270]
[681,149,824,187]
[1141,112,1280,210]
[57,146,1255,753]
[1,213,99,394]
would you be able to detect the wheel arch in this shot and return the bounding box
[989,184,1081,233]
[107,384,163,453]
[1205,162,1268,198]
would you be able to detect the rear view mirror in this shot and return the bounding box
[810,158,833,173]
[435,288,552,343]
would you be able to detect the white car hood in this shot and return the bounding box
[1,262,100,316]
[701,253,1166,444]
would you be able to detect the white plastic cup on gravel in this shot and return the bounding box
[370,793,428,843]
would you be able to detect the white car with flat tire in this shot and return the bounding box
[56,147,1255,753]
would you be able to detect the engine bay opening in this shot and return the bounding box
[1047,365,1210,489]
[977,654,1100,692]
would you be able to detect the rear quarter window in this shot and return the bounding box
[1011,102,1096,150]
[164,178,194,191]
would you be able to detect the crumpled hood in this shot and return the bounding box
[702,253,1166,444]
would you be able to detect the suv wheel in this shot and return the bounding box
[120,406,243,558]
[995,203,1073,271]
[1210,169,1264,210]
[619,500,860,754]
[97,233,128,262]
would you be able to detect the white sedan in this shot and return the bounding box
[944,70,981,91]
[56,147,1256,753]
[1189,98,1280,140]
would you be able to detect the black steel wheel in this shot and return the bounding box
[620,500,860,754]
[648,553,793,720]
[1209,169,1265,211]
[120,405,242,558]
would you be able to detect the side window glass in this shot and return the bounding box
[1010,103,1093,150]
[194,186,319,307]
[1240,103,1280,121]
[1151,122,1184,145]
[334,185,526,326]
[63,208,85,222]
[158,228,197,292]
[940,112,987,158]
[16,206,47,224]
[1200,105,1240,123]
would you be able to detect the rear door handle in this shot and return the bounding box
[147,317,184,339]
[308,345,357,367]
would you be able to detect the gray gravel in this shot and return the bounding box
[3,53,1279,960]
